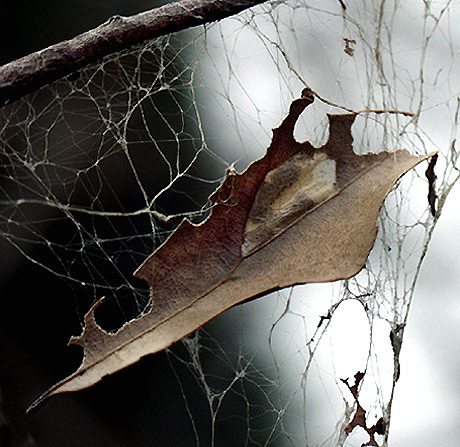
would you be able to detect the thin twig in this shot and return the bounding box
[311,90,414,117]
[355,109,414,117]
[0,0,269,108]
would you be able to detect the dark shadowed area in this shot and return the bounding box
[0,2,281,446]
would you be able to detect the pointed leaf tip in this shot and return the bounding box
[28,91,435,412]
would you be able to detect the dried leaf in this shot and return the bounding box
[342,371,386,445]
[341,371,365,400]
[28,89,434,413]
[425,152,438,217]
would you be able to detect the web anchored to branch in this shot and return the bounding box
[1,1,459,446]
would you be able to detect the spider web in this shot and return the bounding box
[1,0,459,446]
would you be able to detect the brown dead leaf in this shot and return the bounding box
[425,152,438,217]
[341,370,365,400]
[342,371,387,446]
[28,89,434,413]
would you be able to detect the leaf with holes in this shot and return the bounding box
[28,89,434,413]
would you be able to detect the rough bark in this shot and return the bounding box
[0,0,268,107]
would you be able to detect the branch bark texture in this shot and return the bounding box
[0,0,269,108]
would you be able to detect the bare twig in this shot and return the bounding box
[0,0,269,108]
[355,109,414,116]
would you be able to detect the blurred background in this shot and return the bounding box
[0,1,459,446]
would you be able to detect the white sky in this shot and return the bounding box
[197,0,460,445]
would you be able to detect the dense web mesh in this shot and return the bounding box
[1,0,459,446]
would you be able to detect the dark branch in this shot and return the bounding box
[0,0,269,108]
